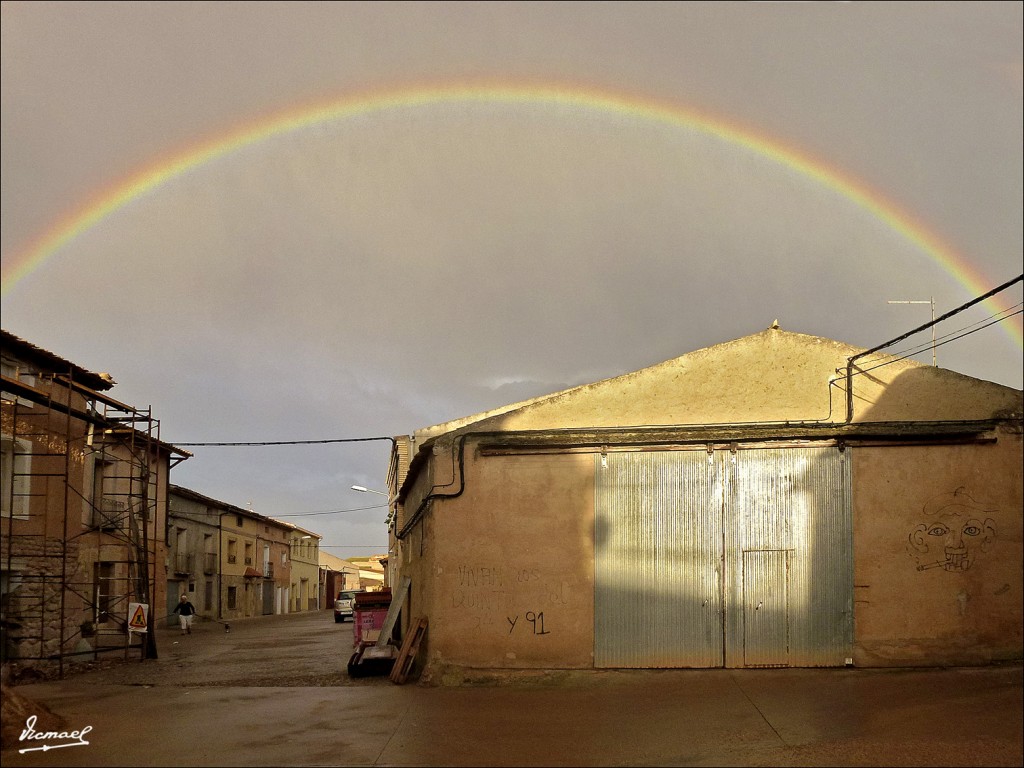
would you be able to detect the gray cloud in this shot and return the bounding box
[2,2,1020,556]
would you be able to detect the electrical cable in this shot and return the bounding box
[851,307,1023,378]
[878,303,1023,362]
[853,303,1023,374]
[273,503,387,518]
[855,314,1021,377]
[172,436,395,447]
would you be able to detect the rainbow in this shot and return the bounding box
[2,82,1020,347]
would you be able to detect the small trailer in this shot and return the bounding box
[346,589,397,677]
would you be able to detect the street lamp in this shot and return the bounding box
[351,486,400,590]
[351,485,388,496]
[351,485,398,525]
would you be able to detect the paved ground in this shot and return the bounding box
[1,609,1021,766]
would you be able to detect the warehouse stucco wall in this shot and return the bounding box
[421,450,595,673]
[851,428,1023,665]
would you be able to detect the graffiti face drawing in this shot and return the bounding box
[907,487,996,572]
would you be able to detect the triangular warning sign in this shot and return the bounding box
[129,604,148,630]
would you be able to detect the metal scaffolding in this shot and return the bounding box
[2,366,168,677]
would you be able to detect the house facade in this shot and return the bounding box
[218,506,294,620]
[169,487,324,621]
[349,555,387,591]
[387,328,1022,677]
[319,550,361,607]
[287,524,321,612]
[167,485,238,624]
[2,330,188,676]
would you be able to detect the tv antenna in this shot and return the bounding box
[887,297,936,366]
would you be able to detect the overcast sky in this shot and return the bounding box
[2,1,1021,558]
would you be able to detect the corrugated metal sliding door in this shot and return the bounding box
[724,448,853,667]
[595,446,851,668]
[595,451,723,668]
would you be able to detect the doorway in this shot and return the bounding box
[594,445,851,668]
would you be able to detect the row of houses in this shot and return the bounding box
[166,485,324,625]
[166,487,384,626]
[0,329,371,677]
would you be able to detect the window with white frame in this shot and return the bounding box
[1,434,32,519]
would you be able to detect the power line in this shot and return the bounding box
[854,303,1023,375]
[273,503,387,518]
[172,436,394,447]
[854,302,1022,372]
[852,273,1022,365]
[854,308,1023,377]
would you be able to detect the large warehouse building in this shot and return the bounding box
[385,328,1022,677]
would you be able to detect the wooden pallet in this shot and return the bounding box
[389,617,427,684]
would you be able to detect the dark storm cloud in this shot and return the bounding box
[2,2,1020,555]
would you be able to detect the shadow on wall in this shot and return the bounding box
[850,361,1022,423]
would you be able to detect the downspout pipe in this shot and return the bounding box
[397,434,467,540]
[845,274,1022,423]
[218,511,224,621]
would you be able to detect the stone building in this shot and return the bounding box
[287,523,322,613]
[1,330,187,676]
[169,486,323,621]
[167,485,236,624]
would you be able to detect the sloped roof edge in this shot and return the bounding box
[1,329,115,391]
[415,328,855,440]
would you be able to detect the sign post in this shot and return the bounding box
[127,602,149,660]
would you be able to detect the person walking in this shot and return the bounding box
[173,593,196,635]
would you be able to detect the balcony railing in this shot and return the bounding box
[227,554,237,564]
[173,553,193,575]
[263,562,274,579]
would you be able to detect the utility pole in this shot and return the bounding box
[887,297,936,366]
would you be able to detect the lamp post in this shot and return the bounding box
[351,485,398,523]
[351,485,400,589]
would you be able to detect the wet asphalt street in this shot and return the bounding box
[1,608,1021,766]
